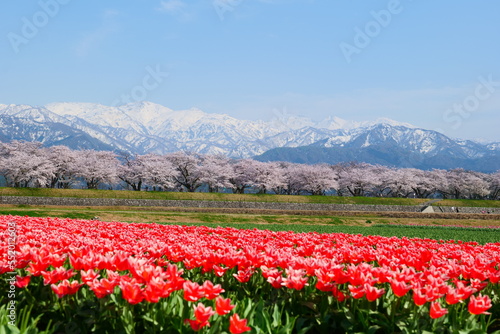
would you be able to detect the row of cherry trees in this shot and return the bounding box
[1,141,499,199]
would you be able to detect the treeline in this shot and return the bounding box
[1,141,499,199]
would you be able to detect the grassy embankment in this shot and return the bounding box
[1,187,499,207]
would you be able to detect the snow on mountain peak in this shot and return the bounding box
[317,116,350,130]
[117,102,174,130]
[371,117,416,128]
[45,102,139,131]
[0,104,67,124]
[1,104,37,113]
[164,108,209,129]
[43,101,416,137]
[45,102,111,116]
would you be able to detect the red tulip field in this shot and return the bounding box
[1,215,499,333]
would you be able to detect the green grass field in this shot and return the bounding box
[1,187,499,207]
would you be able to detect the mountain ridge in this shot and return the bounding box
[0,102,498,172]
[255,124,500,172]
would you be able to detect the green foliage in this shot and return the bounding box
[0,303,54,334]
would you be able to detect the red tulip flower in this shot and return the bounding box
[14,275,31,288]
[50,280,82,298]
[215,296,235,315]
[185,319,209,332]
[119,280,144,305]
[88,278,116,299]
[229,313,251,334]
[183,281,203,302]
[390,279,412,297]
[412,288,428,306]
[365,284,385,302]
[193,303,215,324]
[429,302,448,319]
[80,269,100,284]
[468,294,492,315]
[233,268,254,283]
[202,280,225,300]
[41,267,76,285]
[348,285,366,299]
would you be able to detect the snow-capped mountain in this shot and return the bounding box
[318,124,487,158]
[2,101,364,157]
[0,102,498,171]
[256,124,500,172]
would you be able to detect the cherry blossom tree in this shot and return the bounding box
[286,163,337,195]
[385,168,418,198]
[367,165,393,197]
[228,159,260,194]
[438,169,490,199]
[141,154,178,191]
[408,168,439,198]
[279,162,301,195]
[0,141,56,188]
[166,152,203,192]
[336,162,380,197]
[199,155,234,192]
[0,140,499,200]
[74,150,119,189]
[252,161,287,194]
[464,171,490,199]
[46,145,79,188]
[118,153,145,191]
[270,162,295,195]
[488,170,500,200]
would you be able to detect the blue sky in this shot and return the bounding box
[1,0,499,141]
